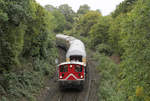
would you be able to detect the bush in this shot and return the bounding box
[94,53,125,101]
[96,44,113,56]
[0,0,58,100]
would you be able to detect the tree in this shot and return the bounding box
[112,0,137,18]
[58,4,75,23]
[118,0,150,100]
[0,0,37,70]
[0,0,56,71]
[77,4,90,15]
[108,14,125,54]
[107,0,150,100]
[89,16,110,48]
[52,10,66,33]
[75,11,101,37]
[45,5,66,33]
[45,4,56,12]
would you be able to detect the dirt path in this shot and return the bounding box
[36,48,100,101]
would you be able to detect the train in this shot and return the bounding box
[56,34,87,90]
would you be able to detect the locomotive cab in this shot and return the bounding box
[58,62,85,89]
[70,55,82,62]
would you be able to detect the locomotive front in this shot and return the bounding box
[58,62,86,89]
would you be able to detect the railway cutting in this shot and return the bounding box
[36,34,100,101]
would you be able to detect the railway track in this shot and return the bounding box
[36,48,100,101]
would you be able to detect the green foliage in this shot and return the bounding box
[3,71,43,97]
[108,14,125,55]
[45,5,56,12]
[45,4,74,32]
[58,4,75,31]
[22,4,56,58]
[77,4,90,15]
[99,0,150,100]
[0,10,8,22]
[1,96,8,101]
[45,7,67,33]
[118,0,150,100]
[89,16,110,48]
[94,53,125,101]
[96,44,112,56]
[64,11,102,49]
[0,23,26,70]
[74,11,101,37]
[112,0,137,18]
[58,4,75,23]
[0,0,32,70]
[0,0,58,100]
[53,11,66,33]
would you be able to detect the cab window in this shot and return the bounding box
[60,65,68,72]
[75,65,83,72]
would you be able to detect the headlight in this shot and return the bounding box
[60,76,62,79]
[81,75,83,78]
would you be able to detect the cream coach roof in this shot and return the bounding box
[56,34,76,43]
[56,34,86,58]
[66,39,86,58]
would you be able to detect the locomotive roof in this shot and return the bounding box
[58,61,86,67]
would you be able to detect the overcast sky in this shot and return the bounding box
[35,0,124,16]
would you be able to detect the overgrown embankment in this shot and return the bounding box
[0,0,57,101]
[94,53,124,100]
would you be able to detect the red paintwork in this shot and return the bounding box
[59,64,84,80]
[67,75,76,80]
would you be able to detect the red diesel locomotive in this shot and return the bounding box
[58,61,86,89]
[56,34,86,90]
